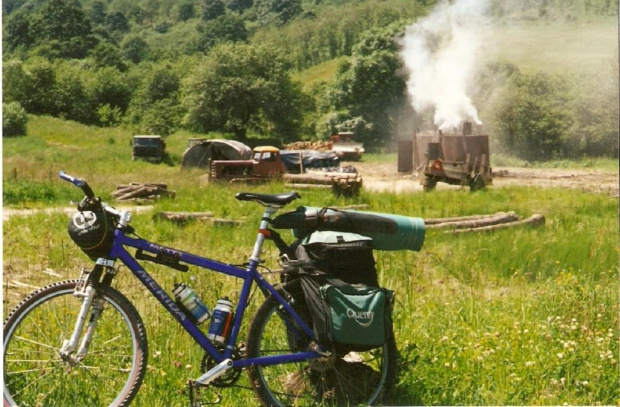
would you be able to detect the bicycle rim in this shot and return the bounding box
[3,280,147,407]
[247,299,396,406]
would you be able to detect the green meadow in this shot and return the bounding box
[3,116,618,405]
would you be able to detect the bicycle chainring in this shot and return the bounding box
[200,347,243,388]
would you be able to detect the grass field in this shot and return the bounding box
[485,17,618,80]
[3,116,619,405]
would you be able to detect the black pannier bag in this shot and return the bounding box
[284,231,393,352]
[68,210,115,260]
[294,230,378,287]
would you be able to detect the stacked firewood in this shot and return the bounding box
[284,141,332,151]
[113,182,176,202]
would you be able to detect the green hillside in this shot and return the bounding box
[3,0,618,157]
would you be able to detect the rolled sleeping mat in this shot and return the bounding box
[271,206,425,251]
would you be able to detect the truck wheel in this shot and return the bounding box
[423,177,437,192]
[469,174,485,191]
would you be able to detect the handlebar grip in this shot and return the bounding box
[59,171,95,199]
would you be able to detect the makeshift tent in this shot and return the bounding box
[181,140,252,169]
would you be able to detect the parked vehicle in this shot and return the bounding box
[132,135,166,163]
[329,131,365,161]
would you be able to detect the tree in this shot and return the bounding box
[3,102,28,137]
[194,14,248,53]
[90,1,107,25]
[90,41,128,71]
[494,71,573,161]
[182,43,307,142]
[202,0,226,21]
[121,35,150,63]
[5,8,34,52]
[229,0,253,14]
[89,67,132,116]
[256,0,303,26]
[105,11,130,35]
[327,25,406,148]
[176,1,195,21]
[30,0,96,58]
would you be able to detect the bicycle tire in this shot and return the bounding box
[246,283,398,406]
[3,280,148,407]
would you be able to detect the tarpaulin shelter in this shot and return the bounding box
[181,139,252,169]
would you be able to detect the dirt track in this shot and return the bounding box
[355,162,619,196]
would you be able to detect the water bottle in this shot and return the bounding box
[207,297,234,345]
[173,283,210,324]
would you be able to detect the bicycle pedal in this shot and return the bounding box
[187,380,221,406]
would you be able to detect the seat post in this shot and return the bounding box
[249,205,278,264]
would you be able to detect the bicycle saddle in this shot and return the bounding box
[235,192,301,207]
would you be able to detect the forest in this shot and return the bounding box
[3,0,619,160]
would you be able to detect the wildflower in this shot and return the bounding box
[441,336,449,342]
[581,381,589,386]
[557,353,564,359]
[525,361,535,367]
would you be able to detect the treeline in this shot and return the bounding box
[2,0,618,160]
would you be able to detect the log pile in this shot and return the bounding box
[155,211,244,225]
[283,172,363,197]
[113,183,176,203]
[284,141,332,151]
[425,212,545,233]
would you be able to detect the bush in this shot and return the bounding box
[3,102,28,137]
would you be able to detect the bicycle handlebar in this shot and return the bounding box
[59,171,95,199]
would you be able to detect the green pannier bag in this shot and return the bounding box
[319,284,393,349]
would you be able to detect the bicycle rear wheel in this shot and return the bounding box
[246,285,397,406]
[3,280,148,407]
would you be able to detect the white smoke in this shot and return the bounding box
[399,0,490,131]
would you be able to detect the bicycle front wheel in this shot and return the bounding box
[3,280,148,407]
[246,289,397,406]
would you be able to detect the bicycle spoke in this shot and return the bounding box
[12,335,61,352]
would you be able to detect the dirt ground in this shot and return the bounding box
[354,162,619,197]
[2,164,617,221]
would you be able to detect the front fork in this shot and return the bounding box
[60,259,117,364]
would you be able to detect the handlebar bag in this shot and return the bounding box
[68,210,115,260]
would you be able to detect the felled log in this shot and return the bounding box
[426,212,519,229]
[425,212,514,225]
[113,183,175,201]
[155,211,215,222]
[283,173,361,185]
[155,211,244,226]
[447,214,545,234]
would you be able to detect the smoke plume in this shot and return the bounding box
[399,0,490,130]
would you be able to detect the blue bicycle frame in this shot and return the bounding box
[108,212,320,372]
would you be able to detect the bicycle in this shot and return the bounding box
[3,171,397,407]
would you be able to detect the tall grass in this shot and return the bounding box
[3,117,618,405]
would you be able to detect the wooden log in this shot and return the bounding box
[447,214,545,234]
[155,211,215,222]
[116,185,150,201]
[427,212,519,229]
[425,212,514,225]
[284,183,332,189]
